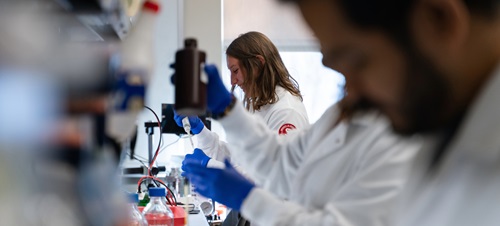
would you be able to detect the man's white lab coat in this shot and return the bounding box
[215,102,420,226]
[396,63,500,226]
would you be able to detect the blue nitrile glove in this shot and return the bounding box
[182,148,211,168]
[182,159,255,211]
[204,64,232,114]
[173,110,204,134]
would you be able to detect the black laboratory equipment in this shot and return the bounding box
[123,103,211,182]
[161,103,211,135]
[173,38,207,116]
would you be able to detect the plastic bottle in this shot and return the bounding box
[106,0,161,143]
[127,193,149,226]
[143,187,174,226]
[120,0,160,79]
[174,38,207,116]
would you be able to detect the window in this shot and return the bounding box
[221,52,344,123]
[280,52,344,123]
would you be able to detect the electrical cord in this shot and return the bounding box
[137,176,177,206]
[138,178,175,206]
[157,180,178,205]
[158,137,181,155]
[134,138,180,205]
[134,154,148,162]
[129,137,180,165]
[128,153,149,168]
[145,106,163,146]
[140,106,183,207]
[144,106,184,164]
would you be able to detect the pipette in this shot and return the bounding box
[181,117,194,225]
[181,117,195,148]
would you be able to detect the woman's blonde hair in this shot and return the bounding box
[226,31,302,111]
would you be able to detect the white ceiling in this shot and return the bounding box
[224,0,319,50]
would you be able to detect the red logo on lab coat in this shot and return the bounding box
[278,123,296,135]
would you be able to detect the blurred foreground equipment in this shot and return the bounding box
[0,0,162,225]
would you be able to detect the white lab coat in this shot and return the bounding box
[216,101,420,226]
[196,86,309,169]
[396,63,500,226]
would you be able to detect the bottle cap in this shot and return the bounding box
[148,187,166,197]
[184,38,197,48]
[128,193,139,203]
[143,1,160,14]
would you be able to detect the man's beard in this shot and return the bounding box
[338,49,453,136]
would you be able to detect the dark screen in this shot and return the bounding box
[161,103,211,135]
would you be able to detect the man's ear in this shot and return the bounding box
[411,0,470,56]
[256,55,266,66]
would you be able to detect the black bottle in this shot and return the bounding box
[174,38,207,115]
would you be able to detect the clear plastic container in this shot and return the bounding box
[120,0,160,79]
[143,187,174,226]
[107,0,161,143]
[127,193,149,226]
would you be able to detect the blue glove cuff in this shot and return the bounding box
[200,156,210,167]
[194,148,211,167]
[204,64,233,114]
[211,93,233,115]
[191,120,205,134]
[233,184,255,211]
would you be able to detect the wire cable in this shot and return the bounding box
[128,153,149,168]
[137,176,177,206]
[139,107,181,206]
[133,154,148,162]
[158,137,181,155]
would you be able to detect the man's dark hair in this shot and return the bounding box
[281,0,499,47]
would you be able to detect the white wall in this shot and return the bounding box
[184,0,223,69]
[224,0,317,50]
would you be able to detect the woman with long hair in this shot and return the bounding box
[176,31,309,166]
[175,31,309,225]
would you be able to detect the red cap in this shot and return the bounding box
[143,1,160,14]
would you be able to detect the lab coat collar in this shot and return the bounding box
[446,62,500,162]
[275,86,286,98]
[303,107,386,167]
[350,110,384,127]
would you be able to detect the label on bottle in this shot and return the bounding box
[200,63,208,84]
[112,70,146,112]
